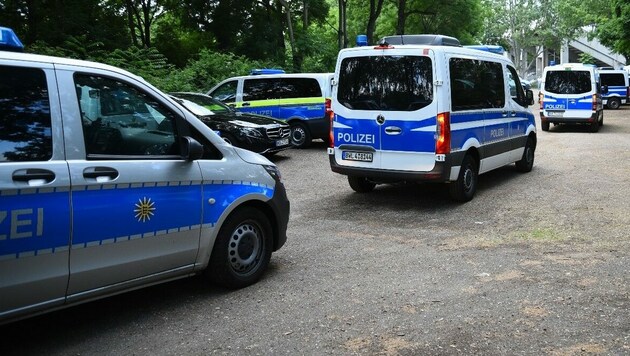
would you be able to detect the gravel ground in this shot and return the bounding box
[1,105,629,355]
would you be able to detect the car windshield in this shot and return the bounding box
[171,93,232,114]
[545,70,592,94]
[337,55,433,111]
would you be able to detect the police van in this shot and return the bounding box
[328,34,536,202]
[207,70,334,148]
[598,68,629,109]
[539,63,605,132]
[0,29,289,324]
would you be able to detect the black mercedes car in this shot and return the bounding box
[170,92,292,155]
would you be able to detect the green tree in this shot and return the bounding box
[595,0,630,59]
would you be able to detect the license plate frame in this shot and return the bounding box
[276,138,290,147]
[547,111,564,117]
[342,151,373,162]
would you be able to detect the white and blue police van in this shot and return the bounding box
[328,34,536,202]
[598,68,629,109]
[539,63,604,132]
[207,70,334,148]
[0,28,290,324]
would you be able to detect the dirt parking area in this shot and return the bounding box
[1,105,628,355]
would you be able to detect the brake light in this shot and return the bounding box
[326,98,334,148]
[539,93,543,110]
[592,94,597,111]
[436,112,451,154]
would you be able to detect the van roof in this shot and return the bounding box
[338,44,509,62]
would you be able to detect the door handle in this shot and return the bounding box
[83,167,119,181]
[501,111,508,117]
[384,126,402,135]
[12,168,56,184]
[241,102,251,107]
[511,111,517,117]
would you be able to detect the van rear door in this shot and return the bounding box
[333,48,437,172]
[543,69,593,119]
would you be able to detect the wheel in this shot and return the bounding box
[515,136,535,172]
[206,207,273,289]
[607,97,621,110]
[290,122,312,148]
[541,120,550,131]
[449,154,478,202]
[348,176,375,193]
[599,112,604,126]
[590,119,600,133]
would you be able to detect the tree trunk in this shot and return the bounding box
[396,0,407,35]
[366,0,385,45]
[338,0,348,49]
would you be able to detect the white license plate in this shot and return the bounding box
[276,138,289,146]
[342,151,373,162]
[547,111,564,117]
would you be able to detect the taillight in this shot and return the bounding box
[539,93,543,110]
[436,112,451,154]
[326,98,334,148]
[592,94,597,111]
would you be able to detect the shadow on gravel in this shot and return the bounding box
[0,273,252,355]
[544,122,623,133]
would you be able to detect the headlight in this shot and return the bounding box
[241,127,264,138]
[263,164,282,182]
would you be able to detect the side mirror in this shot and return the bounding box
[525,89,534,106]
[180,136,204,161]
[601,85,608,94]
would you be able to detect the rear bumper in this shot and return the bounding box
[328,151,465,183]
[540,111,599,124]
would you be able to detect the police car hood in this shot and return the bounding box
[232,146,274,166]
[214,111,287,127]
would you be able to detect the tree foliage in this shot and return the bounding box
[1,0,627,93]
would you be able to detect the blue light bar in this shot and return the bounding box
[464,45,505,55]
[250,68,285,75]
[0,27,24,52]
[356,35,368,47]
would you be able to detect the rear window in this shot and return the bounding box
[337,55,433,111]
[545,70,592,94]
[600,73,626,87]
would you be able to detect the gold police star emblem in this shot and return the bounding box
[134,197,155,222]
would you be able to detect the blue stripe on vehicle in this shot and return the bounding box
[1,181,273,259]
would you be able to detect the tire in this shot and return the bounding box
[599,113,604,126]
[206,207,273,289]
[348,176,375,193]
[449,154,478,202]
[290,122,312,148]
[541,120,550,131]
[607,97,621,110]
[590,119,600,133]
[515,136,535,172]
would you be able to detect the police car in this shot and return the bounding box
[0,28,290,324]
[207,70,334,148]
[539,63,604,132]
[328,34,537,202]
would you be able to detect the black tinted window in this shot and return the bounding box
[545,70,592,94]
[278,78,322,99]
[210,80,238,103]
[338,55,433,111]
[0,65,53,162]
[243,79,279,101]
[75,74,180,157]
[600,73,626,86]
[449,58,505,111]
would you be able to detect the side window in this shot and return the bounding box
[243,79,279,101]
[210,80,238,103]
[507,66,525,104]
[74,74,180,157]
[0,65,53,162]
[278,78,322,99]
[450,58,505,111]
